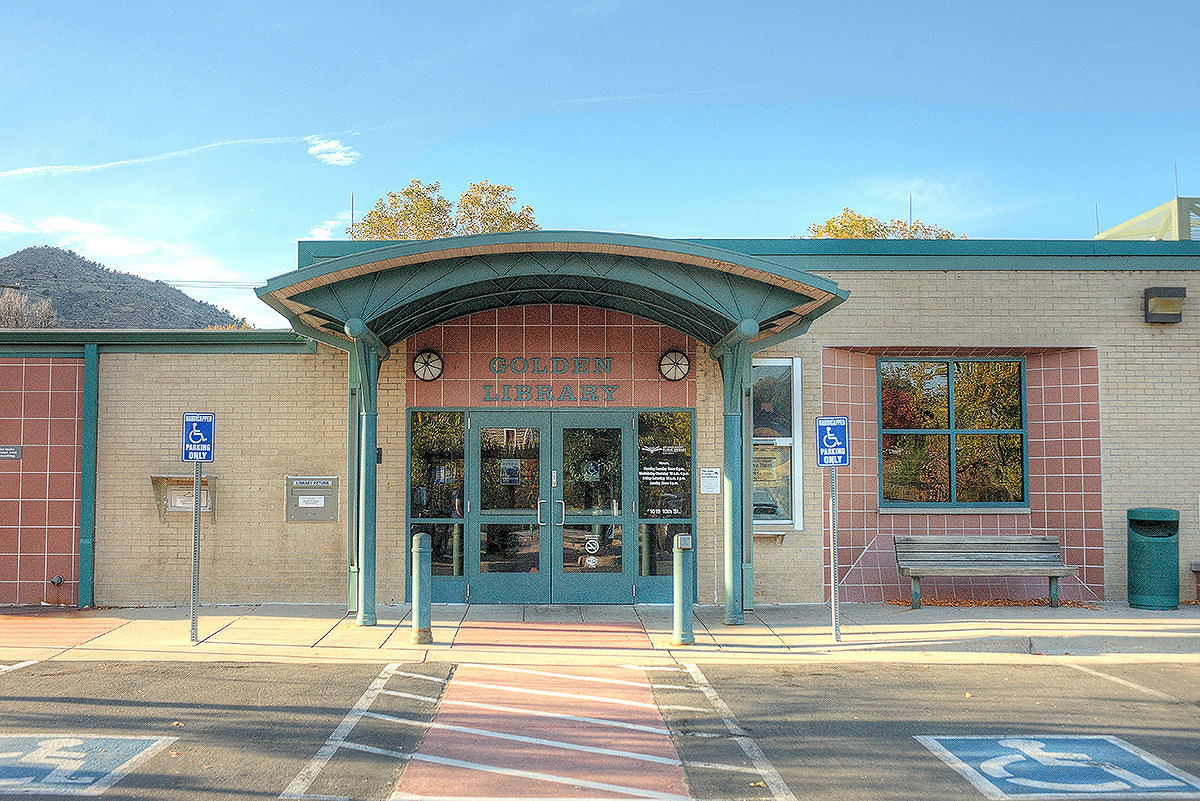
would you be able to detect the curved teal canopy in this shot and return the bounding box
[258,231,846,348]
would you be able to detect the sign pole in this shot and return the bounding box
[815,415,849,645]
[830,464,840,642]
[191,461,200,643]
[181,411,215,645]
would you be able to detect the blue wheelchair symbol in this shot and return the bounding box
[918,735,1200,799]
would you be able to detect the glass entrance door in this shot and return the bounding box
[550,411,635,603]
[465,410,635,603]
[467,411,551,603]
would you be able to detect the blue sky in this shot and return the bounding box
[1,1,1196,326]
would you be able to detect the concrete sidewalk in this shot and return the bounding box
[1,602,1198,666]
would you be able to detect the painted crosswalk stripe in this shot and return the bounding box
[0,660,36,675]
[393,668,705,710]
[387,751,692,801]
[365,710,682,765]
[381,688,671,735]
[468,664,657,687]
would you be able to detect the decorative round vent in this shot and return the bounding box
[658,350,690,381]
[412,350,444,382]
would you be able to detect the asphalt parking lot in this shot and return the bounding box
[1,659,1198,800]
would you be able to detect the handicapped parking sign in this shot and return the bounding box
[816,416,849,467]
[917,735,1200,799]
[181,412,215,463]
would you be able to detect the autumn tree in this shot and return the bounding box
[347,179,539,240]
[0,288,57,328]
[808,207,963,239]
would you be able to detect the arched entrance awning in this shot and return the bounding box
[257,231,848,630]
[257,230,846,349]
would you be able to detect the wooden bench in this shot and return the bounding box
[894,535,1078,609]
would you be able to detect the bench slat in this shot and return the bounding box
[899,566,1077,577]
[893,534,1078,608]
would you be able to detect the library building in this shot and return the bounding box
[2,198,1199,622]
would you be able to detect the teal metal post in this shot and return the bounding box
[346,351,360,615]
[78,343,98,608]
[346,319,388,627]
[714,321,757,626]
[411,531,433,643]
[672,533,694,645]
[357,397,377,626]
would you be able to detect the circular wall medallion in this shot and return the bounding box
[658,350,690,381]
[412,350,444,381]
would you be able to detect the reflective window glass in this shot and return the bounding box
[881,433,951,503]
[751,444,792,521]
[480,524,540,573]
[953,361,1022,430]
[880,361,949,429]
[409,412,464,519]
[413,523,464,576]
[638,523,687,577]
[752,363,792,437]
[480,427,540,512]
[562,428,621,515]
[637,411,692,519]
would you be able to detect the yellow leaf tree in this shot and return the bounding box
[808,207,963,239]
[348,179,539,240]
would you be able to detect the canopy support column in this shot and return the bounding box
[346,319,389,627]
[714,320,759,626]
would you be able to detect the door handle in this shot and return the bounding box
[537,499,547,526]
[557,499,566,526]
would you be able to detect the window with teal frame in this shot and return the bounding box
[878,358,1027,507]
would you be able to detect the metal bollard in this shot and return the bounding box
[672,532,694,645]
[411,532,433,644]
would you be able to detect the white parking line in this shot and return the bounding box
[1065,663,1178,702]
[0,660,36,675]
[381,689,672,735]
[684,663,797,801]
[280,663,402,800]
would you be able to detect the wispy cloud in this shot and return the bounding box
[0,132,363,181]
[0,136,307,181]
[37,215,245,283]
[858,174,1048,231]
[305,211,352,240]
[304,136,360,166]
[0,212,33,234]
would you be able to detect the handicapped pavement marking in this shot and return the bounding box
[917,734,1200,799]
[0,734,176,796]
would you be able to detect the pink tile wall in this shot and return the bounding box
[0,357,83,606]
[405,305,697,409]
[821,347,1104,603]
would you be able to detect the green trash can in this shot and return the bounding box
[1127,508,1179,610]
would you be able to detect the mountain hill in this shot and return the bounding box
[0,246,245,329]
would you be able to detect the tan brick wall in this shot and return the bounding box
[95,344,349,606]
[377,345,408,603]
[748,269,1200,603]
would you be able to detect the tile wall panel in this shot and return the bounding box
[0,357,82,605]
